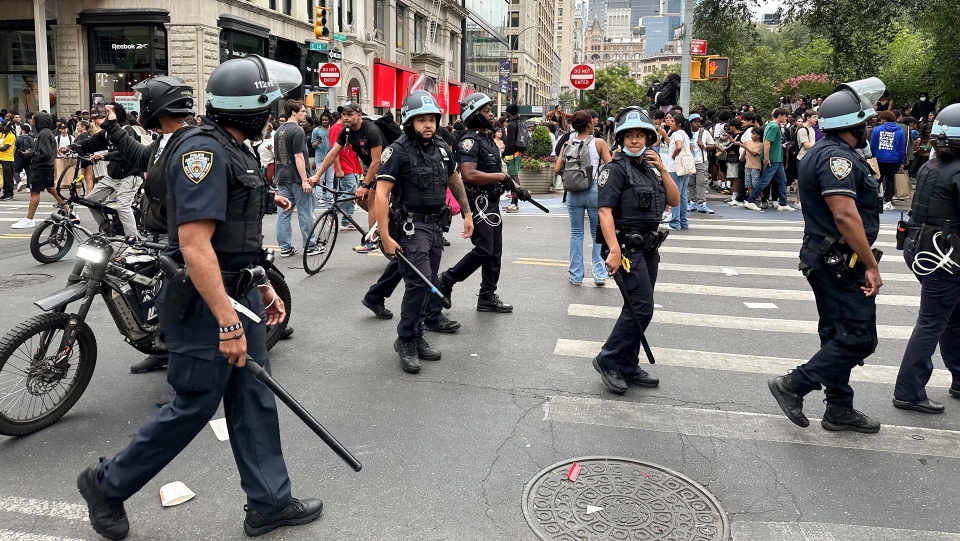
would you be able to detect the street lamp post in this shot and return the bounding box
[679,0,694,114]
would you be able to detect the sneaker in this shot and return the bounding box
[883,201,896,211]
[778,204,796,212]
[666,225,681,231]
[243,498,324,537]
[569,277,582,286]
[721,189,732,195]
[794,201,802,210]
[130,354,167,374]
[726,200,739,206]
[743,201,762,212]
[594,277,606,286]
[661,211,671,223]
[11,217,35,229]
[687,201,697,212]
[437,271,454,308]
[503,204,519,213]
[279,247,298,257]
[760,201,769,210]
[622,368,659,387]
[697,203,715,214]
[821,405,881,433]
[353,242,379,254]
[305,245,324,256]
[339,223,357,231]
[77,463,129,540]
[0,195,12,201]
[16,180,26,192]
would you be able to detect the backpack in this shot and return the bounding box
[512,117,531,152]
[131,125,153,145]
[654,81,674,106]
[560,136,595,192]
[365,115,402,146]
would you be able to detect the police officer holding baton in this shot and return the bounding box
[76,57,321,540]
[768,78,886,434]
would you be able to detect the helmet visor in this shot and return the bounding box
[836,77,885,111]
[405,74,439,100]
[256,56,303,96]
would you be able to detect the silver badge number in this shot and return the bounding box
[829,157,853,180]
[380,146,394,165]
[460,138,474,152]
[597,168,610,188]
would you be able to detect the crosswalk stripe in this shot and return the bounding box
[660,246,808,258]
[683,222,897,235]
[0,497,88,521]
[0,530,85,541]
[652,282,919,307]
[669,234,898,249]
[730,521,960,541]
[553,339,951,388]
[544,396,960,459]
[568,305,915,339]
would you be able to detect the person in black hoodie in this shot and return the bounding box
[12,112,68,229]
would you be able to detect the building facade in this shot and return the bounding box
[640,15,680,56]
[555,0,574,95]
[507,0,555,106]
[461,0,508,114]
[584,19,647,82]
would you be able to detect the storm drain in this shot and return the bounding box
[0,274,54,291]
[522,457,729,541]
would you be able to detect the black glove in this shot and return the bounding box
[514,187,532,202]
[500,175,516,193]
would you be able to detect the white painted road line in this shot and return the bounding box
[669,234,898,249]
[652,282,920,307]
[0,530,85,541]
[544,396,960,459]
[681,223,897,235]
[659,245,810,258]
[553,339,953,389]
[0,496,88,522]
[568,305,916,339]
[731,520,960,541]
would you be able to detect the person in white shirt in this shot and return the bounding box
[688,113,716,214]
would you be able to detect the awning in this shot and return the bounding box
[395,70,418,109]
[447,82,462,115]
[373,63,396,109]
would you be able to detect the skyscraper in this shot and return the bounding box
[641,15,681,56]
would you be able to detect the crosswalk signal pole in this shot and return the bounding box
[679,0,694,114]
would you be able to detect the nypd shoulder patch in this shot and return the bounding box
[460,138,474,152]
[380,146,394,165]
[829,157,853,180]
[182,151,214,184]
[597,168,610,188]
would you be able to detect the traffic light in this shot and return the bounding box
[691,60,703,81]
[314,1,330,41]
[707,57,729,79]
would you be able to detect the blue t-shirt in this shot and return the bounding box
[311,126,331,162]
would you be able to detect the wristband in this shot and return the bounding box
[220,330,245,342]
[219,322,242,333]
[360,182,370,189]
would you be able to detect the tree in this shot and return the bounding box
[527,125,553,160]
[580,65,646,115]
[906,0,960,106]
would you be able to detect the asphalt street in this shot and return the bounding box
[0,190,958,541]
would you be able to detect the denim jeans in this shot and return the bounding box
[314,165,334,206]
[566,183,608,284]
[668,172,689,229]
[748,162,788,205]
[338,174,357,224]
[276,183,316,251]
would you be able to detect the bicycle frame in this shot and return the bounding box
[320,185,367,239]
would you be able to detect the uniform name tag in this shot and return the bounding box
[182,151,214,184]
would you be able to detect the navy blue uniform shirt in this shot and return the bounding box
[598,155,666,233]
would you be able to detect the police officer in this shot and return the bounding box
[592,107,679,393]
[892,104,960,413]
[76,56,321,540]
[768,78,886,434]
[375,87,473,373]
[429,91,531,316]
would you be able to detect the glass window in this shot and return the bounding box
[414,15,425,46]
[284,0,292,16]
[308,0,315,22]
[463,17,507,88]
[270,0,277,9]
[374,0,385,38]
[466,0,508,38]
[1,73,56,116]
[91,26,152,71]
[0,29,56,72]
[509,35,518,50]
[509,12,519,27]
[396,5,405,49]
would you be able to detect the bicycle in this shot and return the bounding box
[302,186,371,275]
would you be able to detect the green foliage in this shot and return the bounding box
[526,125,553,160]
[580,65,646,115]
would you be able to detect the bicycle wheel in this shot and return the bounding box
[0,312,97,436]
[303,210,338,275]
[265,267,292,351]
[30,220,75,264]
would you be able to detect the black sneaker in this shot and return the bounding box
[243,498,323,537]
[394,338,421,373]
[362,298,393,319]
[767,373,809,428]
[477,292,513,313]
[0,195,12,201]
[821,405,880,433]
[280,326,294,340]
[279,247,298,258]
[155,387,175,408]
[442,236,451,246]
[437,271,454,308]
[416,335,442,361]
[129,354,167,374]
[950,381,960,398]
[623,369,659,387]
[77,463,129,540]
[424,313,460,333]
[593,356,627,394]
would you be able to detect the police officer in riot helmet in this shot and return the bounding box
[426,90,532,318]
[76,56,320,540]
[892,104,960,414]
[768,78,885,434]
[593,107,679,394]
[375,83,473,373]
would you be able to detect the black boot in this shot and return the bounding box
[77,462,129,540]
[950,381,960,398]
[129,354,167,374]
[767,373,809,427]
[394,338,421,373]
[155,387,175,408]
[623,368,659,387]
[362,297,393,319]
[424,313,460,333]
[280,326,294,339]
[243,498,323,537]
[593,356,627,394]
[437,271,455,308]
[417,335,442,361]
[477,291,513,313]
[821,405,880,433]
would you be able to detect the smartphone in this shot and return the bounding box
[91,93,106,118]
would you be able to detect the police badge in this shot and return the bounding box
[829,157,853,180]
[182,151,213,184]
[460,138,474,152]
[380,146,394,164]
[597,168,610,188]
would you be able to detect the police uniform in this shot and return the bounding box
[595,154,667,379]
[378,133,456,344]
[94,119,294,515]
[894,155,960,404]
[793,135,881,407]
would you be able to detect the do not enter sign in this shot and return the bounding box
[570,64,595,90]
[318,63,341,88]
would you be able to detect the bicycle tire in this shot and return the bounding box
[265,267,291,351]
[0,312,97,437]
[303,210,338,275]
[29,220,75,264]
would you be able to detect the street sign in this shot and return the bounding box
[318,62,341,88]
[309,41,328,52]
[570,64,595,91]
[327,49,342,61]
[334,33,347,42]
[691,39,707,55]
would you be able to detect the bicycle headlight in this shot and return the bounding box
[77,244,106,263]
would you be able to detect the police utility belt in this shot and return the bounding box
[611,227,669,254]
[801,235,883,282]
[158,249,275,318]
[389,206,453,237]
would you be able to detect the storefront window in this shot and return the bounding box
[0,26,57,115]
[221,31,267,63]
[88,25,167,108]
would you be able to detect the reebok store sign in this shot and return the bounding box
[111,43,148,50]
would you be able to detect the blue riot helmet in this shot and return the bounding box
[460,86,494,130]
[205,55,302,140]
[818,77,885,132]
[930,104,960,149]
[614,106,657,143]
[401,74,442,126]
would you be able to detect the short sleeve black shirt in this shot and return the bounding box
[336,120,384,167]
[274,122,309,185]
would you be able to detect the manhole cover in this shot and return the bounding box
[0,274,54,291]
[522,457,729,541]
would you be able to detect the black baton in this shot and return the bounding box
[246,358,363,472]
[525,196,550,213]
[392,250,452,309]
[612,271,656,365]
